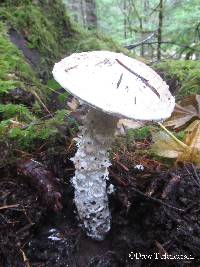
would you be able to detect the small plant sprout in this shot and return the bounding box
[53,51,175,240]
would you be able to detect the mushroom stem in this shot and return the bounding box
[71,108,118,240]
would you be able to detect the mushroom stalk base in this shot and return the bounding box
[71,108,118,240]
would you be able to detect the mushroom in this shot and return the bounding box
[52,51,175,240]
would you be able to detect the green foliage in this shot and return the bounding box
[0,104,35,121]
[0,22,37,95]
[124,126,151,149]
[0,21,50,142]
[0,0,132,167]
[0,109,74,150]
[0,80,18,94]
[96,0,200,59]
[63,22,129,55]
[175,130,185,142]
[127,126,151,140]
[57,92,69,103]
[164,0,200,50]
[0,0,128,80]
[0,1,64,76]
[0,0,72,54]
[47,80,61,90]
[154,60,200,96]
[46,79,70,103]
[96,0,158,45]
[0,20,72,156]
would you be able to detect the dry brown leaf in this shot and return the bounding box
[184,120,200,147]
[164,94,200,130]
[152,121,200,167]
[179,120,200,164]
[116,119,145,135]
[67,97,80,111]
[152,131,186,158]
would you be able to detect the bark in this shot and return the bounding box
[130,0,144,57]
[67,0,97,28]
[157,0,163,60]
[17,159,62,212]
[123,0,127,39]
[67,0,83,24]
[142,0,149,57]
[139,19,144,57]
[85,0,97,28]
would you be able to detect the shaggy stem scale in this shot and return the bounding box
[71,108,118,240]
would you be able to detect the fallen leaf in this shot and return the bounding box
[116,119,146,135]
[152,130,186,158]
[67,97,80,111]
[152,121,200,167]
[164,94,200,129]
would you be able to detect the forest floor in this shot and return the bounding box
[1,133,200,267]
[1,1,200,267]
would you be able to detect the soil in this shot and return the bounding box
[3,2,200,266]
[9,29,40,71]
[1,139,200,267]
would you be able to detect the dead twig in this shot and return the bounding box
[115,59,160,98]
[184,165,200,190]
[32,91,53,117]
[0,204,19,210]
[21,205,33,225]
[161,174,181,199]
[130,186,185,212]
[109,169,129,187]
[124,32,155,49]
[16,223,35,235]
[20,249,31,267]
[125,40,200,53]
[0,213,11,224]
[155,240,169,257]
[191,164,200,185]
[115,160,129,172]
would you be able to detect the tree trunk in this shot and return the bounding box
[142,0,149,58]
[67,0,83,24]
[123,0,127,39]
[157,0,163,60]
[139,19,144,57]
[85,0,97,29]
[67,0,97,29]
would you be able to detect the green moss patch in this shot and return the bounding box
[154,60,200,97]
[0,0,128,80]
[0,0,129,166]
[0,22,37,95]
[0,22,73,163]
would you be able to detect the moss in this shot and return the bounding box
[0,21,44,100]
[154,60,200,97]
[0,0,129,79]
[0,0,130,165]
[0,21,69,158]
[0,2,61,76]
[64,26,129,55]
[126,126,151,140]
[46,80,61,90]
[0,103,35,121]
[0,109,76,152]
[0,23,33,94]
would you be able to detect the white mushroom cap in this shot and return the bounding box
[52,51,175,121]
